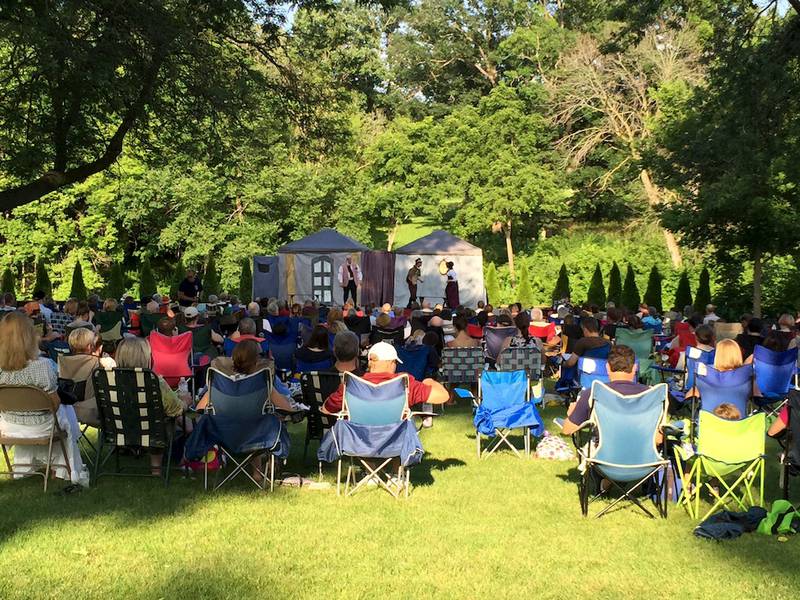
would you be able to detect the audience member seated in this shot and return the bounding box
[505,312,543,351]
[714,402,742,421]
[180,306,223,359]
[50,298,77,336]
[703,304,721,325]
[713,338,744,372]
[59,328,114,426]
[0,312,84,484]
[295,325,333,365]
[447,315,479,348]
[736,317,764,361]
[563,317,610,368]
[675,323,715,372]
[602,306,625,340]
[642,306,663,331]
[776,313,797,349]
[560,345,649,436]
[332,331,364,375]
[561,314,582,353]
[228,318,269,355]
[156,317,177,337]
[322,342,448,414]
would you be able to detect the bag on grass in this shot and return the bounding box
[535,431,575,461]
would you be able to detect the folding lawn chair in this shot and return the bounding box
[496,346,543,380]
[779,389,800,499]
[91,367,177,486]
[483,326,517,364]
[319,372,423,498]
[578,357,610,390]
[0,385,72,492]
[223,336,269,358]
[96,311,124,353]
[694,364,752,420]
[615,328,654,381]
[299,371,342,462]
[474,370,543,459]
[139,312,162,337]
[149,331,194,390]
[57,353,101,464]
[440,347,484,389]
[577,381,670,519]
[295,357,334,374]
[191,367,286,491]
[674,411,765,520]
[369,326,405,346]
[752,345,797,415]
[397,344,433,381]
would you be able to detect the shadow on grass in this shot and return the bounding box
[412,457,467,487]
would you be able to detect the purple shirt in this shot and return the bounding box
[568,380,650,426]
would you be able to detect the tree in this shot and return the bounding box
[586,263,606,306]
[107,262,126,300]
[33,258,52,297]
[674,271,693,312]
[516,261,535,307]
[485,262,500,304]
[139,259,157,300]
[694,267,711,314]
[607,261,622,305]
[170,258,185,301]
[552,263,571,301]
[69,261,87,300]
[621,264,640,309]
[1,268,15,295]
[643,265,662,312]
[203,253,220,299]
[239,258,253,304]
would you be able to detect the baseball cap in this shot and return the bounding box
[207,294,219,305]
[184,306,199,319]
[23,301,41,316]
[368,341,403,363]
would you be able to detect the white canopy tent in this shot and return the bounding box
[393,230,486,308]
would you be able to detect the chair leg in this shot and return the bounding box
[336,458,342,496]
[163,430,174,487]
[269,454,276,493]
[1,444,12,472]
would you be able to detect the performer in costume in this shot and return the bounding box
[444,261,460,308]
[406,258,423,307]
[338,255,362,304]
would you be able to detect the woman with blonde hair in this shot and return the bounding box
[0,312,85,484]
[713,338,744,372]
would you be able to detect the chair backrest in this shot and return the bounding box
[57,353,99,402]
[149,331,193,386]
[296,357,334,374]
[685,346,716,391]
[479,369,529,412]
[614,328,653,359]
[268,340,296,372]
[582,343,611,360]
[466,323,484,339]
[370,326,405,346]
[207,367,272,419]
[483,326,517,361]
[589,382,667,480]
[139,312,162,337]
[528,322,555,341]
[496,346,542,380]
[696,411,765,463]
[343,372,409,426]
[396,344,431,381]
[300,371,343,410]
[343,315,371,336]
[96,311,123,334]
[753,345,798,400]
[714,321,743,341]
[92,368,170,447]
[0,385,56,413]
[440,346,484,385]
[578,357,610,390]
[695,364,752,417]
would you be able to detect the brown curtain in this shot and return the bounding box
[361,251,395,306]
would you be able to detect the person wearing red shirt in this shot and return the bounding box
[322,342,448,414]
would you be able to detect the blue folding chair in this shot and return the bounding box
[578,357,610,390]
[752,345,798,413]
[695,364,752,418]
[198,367,283,491]
[397,345,432,381]
[670,346,716,409]
[578,381,669,518]
[223,336,269,358]
[266,334,296,376]
[474,370,544,459]
[295,357,333,373]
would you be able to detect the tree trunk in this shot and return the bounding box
[640,169,682,268]
[752,249,763,318]
[386,220,400,251]
[505,220,516,287]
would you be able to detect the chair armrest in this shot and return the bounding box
[410,411,438,419]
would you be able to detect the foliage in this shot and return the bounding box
[170,259,185,302]
[1,268,14,295]
[69,261,87,300]
[203,253,220,300]
[643,266,662,312]
[674,271,693,312]
[552,264,571,301]
[33,258,52,297]
[484,262,500,305]
[621,264,640,309]
[107,262,126,301]
[239,258,253,304]
[607,262,622,306]
[586,264,605,307]
[139,259,157,301]
[694,267,712,313]
[516,261,535,307]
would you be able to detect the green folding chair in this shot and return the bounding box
[674,411,765,520]
[615,328,655,383]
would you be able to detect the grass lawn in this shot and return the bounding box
[0,402,798,599]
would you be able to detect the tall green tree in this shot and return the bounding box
[694,267,712,313]
[239,258,253,304]
[586,263,606,306]
[485,262,500,304]
[107,261,126,300]
[516,261,535,307]
[552,263,571,301]
[69,261,88,300]
[674,271,693,312]
[621,264,640,309]
[607,261,622,305]
[203,253,220,299]
[170,258,185,301]
[33,258,52,297]
[1,268,15,295]
[139,259,157,300]
[643,265,662,312]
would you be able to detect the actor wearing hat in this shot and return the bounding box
[321,341,448,414]
[406,258,423,307]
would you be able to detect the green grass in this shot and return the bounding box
[0,403,798,599]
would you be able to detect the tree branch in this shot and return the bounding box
[0,49,166,212]
[789,0,800,15]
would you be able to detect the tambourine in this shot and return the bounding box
[438,259,449,275]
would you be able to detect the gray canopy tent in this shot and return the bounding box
[393,230,486,308]
[276,229,370,304]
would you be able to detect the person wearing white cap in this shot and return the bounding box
[182,305,223,359]
[322,341,448,414]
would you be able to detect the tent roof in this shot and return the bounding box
[277,228,370,253]
[394,230,482,256]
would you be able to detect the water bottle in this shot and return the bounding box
[178,377,189,395]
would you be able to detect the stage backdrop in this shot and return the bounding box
[393,230,486,308]
[277,228,370,304]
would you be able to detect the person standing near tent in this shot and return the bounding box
[338,255,362,305]
[444,261,460,308]
[406,258,423,307]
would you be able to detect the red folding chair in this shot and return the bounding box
[467,324,483,339]
[149,331,193,389]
